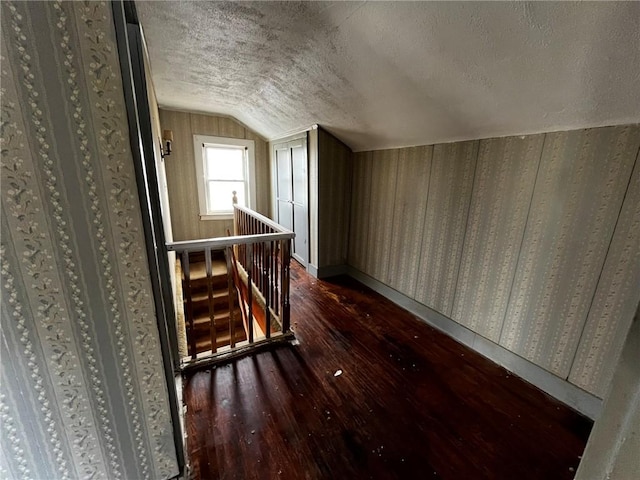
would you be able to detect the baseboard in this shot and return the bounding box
[307,264,348,279]
[318,264,348,278]
[174,373,187,479]
[346,266,602,420]
[307,264,319,278]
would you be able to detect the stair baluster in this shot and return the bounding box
[204,248,216,353]
[182,251,196,359]
[226,246,236,349]
[247,243,254,344]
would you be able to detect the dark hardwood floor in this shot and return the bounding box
[184,261,592,480]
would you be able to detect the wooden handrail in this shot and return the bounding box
[233,205,292,342]
[169,198,294,365]
[167,232,293,252]
[233,204,294,235]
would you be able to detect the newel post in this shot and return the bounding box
[232,190,238,236]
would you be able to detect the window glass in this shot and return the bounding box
[193,134,255,218]
[205,147,244,181]
[204,145,246,213]
[207,181,245,212]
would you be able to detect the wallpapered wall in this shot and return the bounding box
[158,109,270,241]
[317,128,351,269]
[1,2,178,479]
[349,125,640,398]
[576,307,640,479]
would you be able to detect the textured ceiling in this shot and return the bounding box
[137,1,640,152]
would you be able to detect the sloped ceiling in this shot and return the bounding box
[137,1,640,152]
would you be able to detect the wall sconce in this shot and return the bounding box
[160,129,173,158]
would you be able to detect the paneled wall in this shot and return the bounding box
[1,2,178,478]
[416,141,478,316]
[499,128,638,380]
[159,109,270,241]
[348,151,373,273]
[366,149,399,281]
[453,136,544,341]
[349,125,640,398]
[569,151,640,395]
[387,146,431,296]
[146,47,174,243]
[317,128,351,269]
[576,307,640,480]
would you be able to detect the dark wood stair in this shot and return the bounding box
[182,251,247,355]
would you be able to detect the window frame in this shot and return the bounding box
[193,134,256,220]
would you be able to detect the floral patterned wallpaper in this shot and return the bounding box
[350,124,640,400]
[1,1,178,478]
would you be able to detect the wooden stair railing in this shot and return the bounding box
[228,241,250,340]
[227,230,281,342]
[167,198,294,366]
[233,201,292,335]
[178,250,244,356]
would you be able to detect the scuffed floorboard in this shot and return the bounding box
[183,261,591,479]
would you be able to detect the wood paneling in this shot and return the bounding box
[348,152,373,272]
[218,116,245,138]
[245,129,271,216]
[190,112,220,135]
[347,125,640,398]
[317,128,351,268]
[306,129,319,267]
[387,146,432,297]
[415,141,478,316]
[159,109,270,241]
[569,150,640,397]
[500,126,639,378]
[452,135,544,341]
[184,263,591,480]
[366,149,399,281]
[160,109,198,240]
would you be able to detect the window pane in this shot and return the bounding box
[207,181,245,213]
[205,147,244,181]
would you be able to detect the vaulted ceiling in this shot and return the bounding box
[137,1,640,152]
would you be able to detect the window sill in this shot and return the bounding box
[199,213,233,221]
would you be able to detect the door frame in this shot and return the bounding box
[271,132,309,267]
[111,0,185,475]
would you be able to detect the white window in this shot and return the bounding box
[193,135,256,220]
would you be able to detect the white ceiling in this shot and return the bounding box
[137,1,640,152]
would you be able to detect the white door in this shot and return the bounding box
[290,142,308,265]
[274,138,308,266]
[275,145,293,231]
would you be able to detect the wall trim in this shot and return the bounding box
[317,264,348,279]
[347,266,602,420]
[113,2,185,473]
[307,264,349,279]
[269,124,318,144]
[307,264,319,278]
